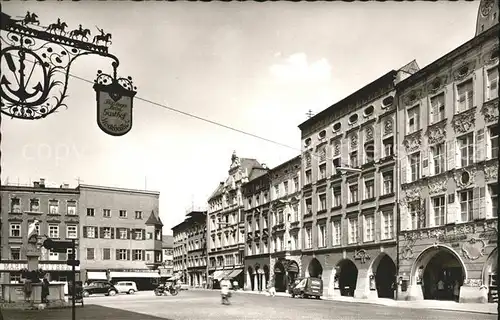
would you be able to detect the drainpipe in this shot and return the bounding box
[395,81,401,301]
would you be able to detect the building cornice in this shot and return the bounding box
[77,184,160,196]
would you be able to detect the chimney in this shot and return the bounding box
[262,163,267,169]
[33,181,40,188]
[64,183,69,188]
[39,178,45,187]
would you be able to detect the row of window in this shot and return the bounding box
[85,248,160,262]
[83,226,162,241]
[9,247,76,260]
[304,169,394,214]
[406,68,498,135]
[405,125,498,183]
[247,233,300,255]
[210,230,245,249]
[208,253,244,268]
[9,223,77,239]
[208,190,240,212]
[10,198,77,215]
[303,211,394,249]
[86,208,143,219]
[407,185,498,229]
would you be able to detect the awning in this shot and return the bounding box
[227,269,243,278]
[87,271,107,280]
[110,271,160,278]
[212,270,225,281]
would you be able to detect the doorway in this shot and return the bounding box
[375,255,396,299]
[274,261,286,292]
[337,259,358,297]
[422,250,464,301]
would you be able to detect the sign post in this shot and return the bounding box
[93,62,137,136]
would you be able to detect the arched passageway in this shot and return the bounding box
[374,254,396,299]
[247,267,254,291]
[287,260,299,291]
[255,266,264,291]
[337,259,358,297]
[308,258,323,278]
[482,248,498,303]
[414,247,466,301]
[274,261,286,292]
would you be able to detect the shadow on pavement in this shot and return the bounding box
[1,305,173,320]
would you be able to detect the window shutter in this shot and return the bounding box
[422,147,429,177]
[99,227,104,238]
[83,226,87,238]
[476,129,485,162]
[400,157,407,184]
[446,193,456,224]
[126,249,130,261]
[472,187,480,220]
[479,187,486,219]
[116,249,119,260]
[110,227,115,239]
[446,140,455,170]
[142,250,145,261]
[142,229,146,240]
[127,228,131,240]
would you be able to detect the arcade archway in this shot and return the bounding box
[412,246,466,301]
[287,260,299,290]
[263,265,270,288]
[274,261,286,292]
[337,259,358,297]
[255,266,264,291]
[482,248,498,303]
[372,254,396,299]
[308,258,323,278]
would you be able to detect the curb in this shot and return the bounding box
[234,290,498,315]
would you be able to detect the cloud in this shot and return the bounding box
[269,52,331,85]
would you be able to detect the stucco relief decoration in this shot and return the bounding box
[428,228,444,240]
[463,279,483,287]
[333,140,341,156]
[481,99,499,124]
[400,232,420,260]
[404,89,422,106]
[305,152,312,168]
[452,108,476,134]
[353,249,370,264]
[365,126,373,141]
[383,119,393,136]
[453,61,476,82]
[350,134,358,150]
[428,176,447,195]
[427,76,447,95]
[457,224,473,235]
[484,162,498,181]
[426,122,446,144]
[403,131,422,152]
[461,238,486,260]
[454,168,476,189]
[403,186,421,202]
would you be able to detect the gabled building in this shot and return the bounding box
[395,0,498,304]
[207,151,266,289]
[159,235,174,279]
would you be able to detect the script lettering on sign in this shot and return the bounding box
[98,92,133,136]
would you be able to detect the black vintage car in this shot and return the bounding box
[82,281,118,297]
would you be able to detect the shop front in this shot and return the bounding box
[244,256,270,291]
[0,261,81,284]
[270,255,300,293]
[302,245,397,299]
[397,218,498,303]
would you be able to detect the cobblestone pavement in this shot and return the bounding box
[2,290,498,320]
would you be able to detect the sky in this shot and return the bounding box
[1,1,479,234]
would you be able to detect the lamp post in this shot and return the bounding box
[0,11,136,135]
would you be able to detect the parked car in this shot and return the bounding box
[290,277,323,299]
[82,281,118,297]
[114,281,138,294]
[288,278,304,294]
[177,282,189,290]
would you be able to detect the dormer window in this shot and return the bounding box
[363,105,374,117]
[382,96,394,108]
[333,122,341,132]
[318,130,326,139]
[304,138,312,147]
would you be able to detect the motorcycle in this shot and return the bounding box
[154,283,179,296]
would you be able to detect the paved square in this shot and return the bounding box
[3,290,497,320]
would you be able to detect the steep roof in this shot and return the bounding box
[145,210,163,227]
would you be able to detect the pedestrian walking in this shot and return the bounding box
[220,277,232,305]
[268,278,276,297]
[436,278,445,300]
[41,278,50,303]
[453,280,460,302]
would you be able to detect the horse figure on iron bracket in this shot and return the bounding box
[69,24,91,41]
[45,18,68,36]
[20,11,40,26]
[93,26,112,46]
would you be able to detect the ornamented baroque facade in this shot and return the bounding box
[297,67,417,299]
[396,0,498,303]
[207,152,266,288]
